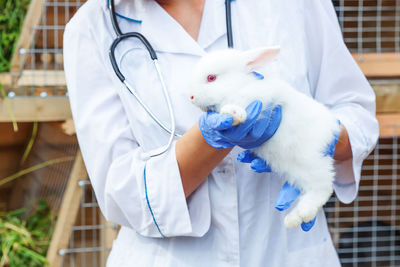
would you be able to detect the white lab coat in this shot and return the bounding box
[63,0,379,266]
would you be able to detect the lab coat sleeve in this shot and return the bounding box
[304,0,379,204]
[63,16,210,238]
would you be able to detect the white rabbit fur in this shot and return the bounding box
[188,47,340,228]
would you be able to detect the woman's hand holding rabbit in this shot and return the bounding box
[220,102,282,149]
[237,122,341,231]
[199,100,282,149]
[237,150,318,231]
[238,121,340,171]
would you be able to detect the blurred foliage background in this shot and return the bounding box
[0,0,31,73]
[0,200,55,267]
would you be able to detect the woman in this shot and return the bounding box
[63,0,379,266]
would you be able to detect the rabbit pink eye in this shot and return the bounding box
[207,74,217,82]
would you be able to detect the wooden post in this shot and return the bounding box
[353,53,400,77]
[376,113,400,137]
[46,150,88,267]
[373,83,400,113]
[10,0,47,72]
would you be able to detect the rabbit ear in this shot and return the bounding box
[243,46,280,70]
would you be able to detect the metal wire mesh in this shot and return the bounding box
[333,0,400,54]
[9,0,399,98]
[325,125,400,267]
[60,180,118,267]
[9,0,400,265]
[9,122,79,213]
[13,0,86,97]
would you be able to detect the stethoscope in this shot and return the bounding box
[108,0,234,158]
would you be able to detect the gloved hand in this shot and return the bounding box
[237,150,272,173]
[199,100,282,149]
[237,122,341,231]
[275,182,317,231]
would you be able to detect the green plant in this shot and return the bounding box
[0,200,55,267]
[0,156,75,187]
[20,122,38,165]
[0,0,31,72]
[0,84,18,131]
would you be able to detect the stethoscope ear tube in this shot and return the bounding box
[225,0,233,48]
[109,0,122,36]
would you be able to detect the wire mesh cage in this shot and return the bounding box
[4,0,399,266]
[0,121,117,266]
[59,180,118,267]
[21,0,83,71]
[325,124,400,267]
[11,0,86,96]
[333,0,400,54]
[8,122,79,213]
[9,0,400,96]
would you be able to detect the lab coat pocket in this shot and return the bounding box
[285,236,341,267]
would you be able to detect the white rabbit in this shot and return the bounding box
[188,47,340,229]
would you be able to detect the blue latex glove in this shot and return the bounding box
[275,182,317,231]
[237,150,316,231]
[198,112,235,149]
[237,122,341,231]
[219,103,282,149]
[237,150,272,173]
[199,100,282,149]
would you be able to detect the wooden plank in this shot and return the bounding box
[353,53,400,77]
[372,83,400,113]
[0,97,72,122]
[11,55,400,88]
[376,113,400,138]
[46,150,87,267]
[10,0,46,72]
[17,70,66,87]
[0,73,13,86]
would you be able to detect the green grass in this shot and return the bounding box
[0,83,18,131]
[0,200,55,267]
[0,0,31,72]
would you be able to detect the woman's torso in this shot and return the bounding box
[71,0,342,266]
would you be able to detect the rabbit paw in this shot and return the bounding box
[284,202,319,228]
[220,105,247,126]
[284,212,302,228]
[296,202,319,223]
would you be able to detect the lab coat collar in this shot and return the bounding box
[104,0,145,23]
[106,0,228,56]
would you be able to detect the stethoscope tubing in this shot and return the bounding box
[225,0,233,48]
[108,0,233,157]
